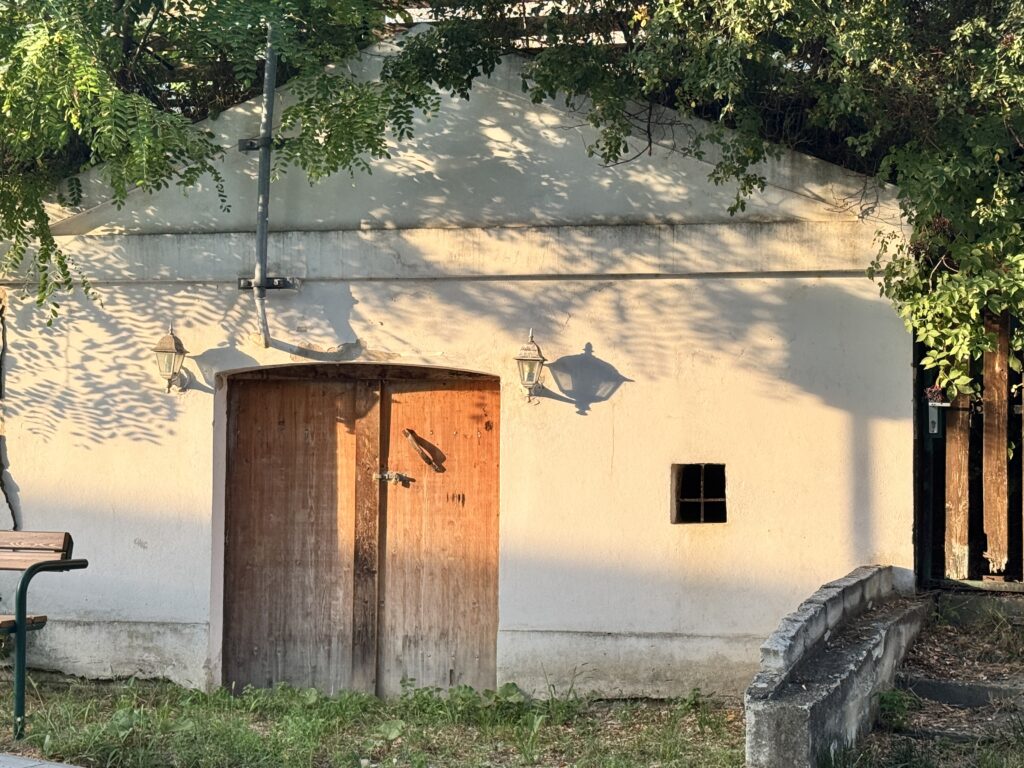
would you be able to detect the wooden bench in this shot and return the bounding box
[0,532,88,738]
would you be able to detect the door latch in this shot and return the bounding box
[403,429,445,473]
[374,469,412,487]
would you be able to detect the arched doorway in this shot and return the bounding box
[222,365,500,696]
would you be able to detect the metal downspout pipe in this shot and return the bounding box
[253,23,277,348]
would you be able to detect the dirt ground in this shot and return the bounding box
[901,593,1024,684]
[850,592,1024,768]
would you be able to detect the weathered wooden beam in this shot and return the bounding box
[944,394,970,579]
[982,313,1010,574]
[351,381,382,693]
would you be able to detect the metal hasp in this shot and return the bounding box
[6,556,88,738]
[374,470,412,487]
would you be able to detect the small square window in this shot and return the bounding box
[672,463,727,524]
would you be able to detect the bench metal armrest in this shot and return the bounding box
[10,557,88,739]
[15,559,89,624]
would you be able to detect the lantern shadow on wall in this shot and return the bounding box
[540,343,632,415]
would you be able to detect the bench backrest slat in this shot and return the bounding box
[0,532,72,570]
[0,551,67,569]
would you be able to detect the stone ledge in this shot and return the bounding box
[746,598,930,768]
[756,565,895,689]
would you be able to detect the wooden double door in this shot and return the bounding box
[223,369,500,696]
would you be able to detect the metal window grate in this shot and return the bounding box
[672,463,727,524]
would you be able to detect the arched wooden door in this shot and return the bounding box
[223,368,499,695]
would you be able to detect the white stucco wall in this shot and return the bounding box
[0,48,913,697]
[49,43,901,239]
[2,229,913,695]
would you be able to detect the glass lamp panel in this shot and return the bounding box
[155,350,176,378]
[518,359,541,387]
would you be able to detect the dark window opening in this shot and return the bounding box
[673,463,727,524]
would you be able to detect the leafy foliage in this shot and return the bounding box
[5,1,1024,391]
[0,0,430,307]
[389,1,1024,393]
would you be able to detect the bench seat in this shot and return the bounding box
[0,615,47,632]
[0,530,88,738]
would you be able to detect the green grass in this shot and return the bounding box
[876,689,922,733]
[0,677,744,767]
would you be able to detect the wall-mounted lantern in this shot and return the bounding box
[514,329,546,401]
[152,325,189,393]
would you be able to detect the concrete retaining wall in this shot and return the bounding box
[754,565,896,690]
[745,565,928,767]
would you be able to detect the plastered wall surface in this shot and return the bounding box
[50,44,902,239]
[0,47,913,695]
[1,235,912,694]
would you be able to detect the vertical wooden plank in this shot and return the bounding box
[944,394,970,579]
[374,389,393,697]
[983,314,1010,574]
[224,379,358,693]
[223,380,263,690]
[351,380,381,693]
[378,379,500,696]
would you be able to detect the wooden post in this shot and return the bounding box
[982,313,1010,575]
[944,394,970,579]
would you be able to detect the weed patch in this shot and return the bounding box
[876,689,921,732]
[848,729,1024,768]
[0,677,744,767]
